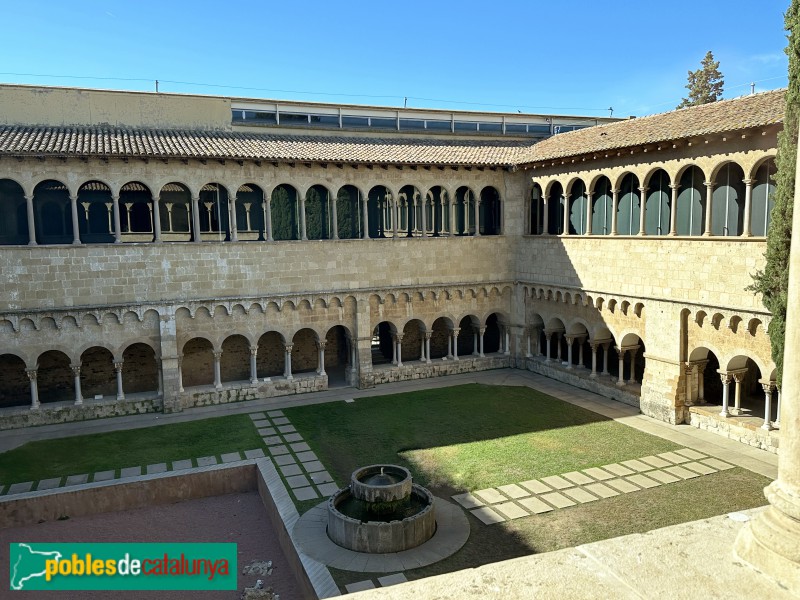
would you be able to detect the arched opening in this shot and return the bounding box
[368,186,392,238]
[401,319,426,362]
[617,333,645,383]
[236,184,267,241]
[543,318,566,361]
[566,323,589,368]
[530,185,544,234]
[34,180,72,245]
[569,180,588,235]
[547,182,565,235]
[76,181,114,243]
[483,313,502,354]
[325,325,351,385]
[591,177,613,235]
[159,182,192,242]
[198,183,230,241]
[291,328,319,374]
[429,186,448,236]
[182,338,214,387]
[712,163,745,236]
[645,169,671,235]
[617,173,641,235]
[306,185,332,240]
[121,343,159,394]
[454,186,476,236]
[398,185,420,237]
[458,315,480,356]
[430,317,454,359]
[79,346,116,398]
[751,158,777,237]
[0,179,29,245]
[689,347,722,406]
[220,334,251,383]
[725,356,768,419]
[256,332,286,378]
[0,354,29,408]
[271,184,299,241]
[37,350,74,403]
[119,181,154,242]
[336,185,362,239]
[480,186,501,235]
[676,166,706,236]
[371,321,396,366]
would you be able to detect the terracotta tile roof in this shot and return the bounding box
[0,127,530,167]
[520,89,785,164]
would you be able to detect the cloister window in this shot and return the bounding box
[676,166,705,236]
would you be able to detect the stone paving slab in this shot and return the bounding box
[286,474,311,489]
[272,417,290,425]
[497,484,529,499]
[268,445,290,456]
[377,573,408,587]
[345,580,376,593]
[664,465,700,480]
[473,488,507,504]
[93,470,115,482]
[562,487,599,503]
[648,470,680,484]
[7,482,33,494]
[277,425,297,434]
[248,412,265,419]
[585,482,619,498]
[639,455,671,469]
[452,493,484,509]
[252,419,270,428]
[518,496,554,514]
[494,501,530,520]
[602,463,635,477]
[37,477,62,491]
[317,482,339,496]
[65,474,89,486]
[302,460,325,473]
[295,450,318,462]
[257,427,276,436]
[470,506,505,524]
[519,479,552,494]
[541,475,573,490]
[674,448,707,461]
[540,492,576,509]
[562,471,594,485]
[657,451,690,464]
[283,433,303,443]
[274,454,296,466]
[619,459,651,473]
[146,463,167,474]
[290,442,311,452]
[605,478,640,493]
[267,410,284,417]
[280,464,303,477]
[171,459,193,470]
[582,467,615,481]
[682,461,717,475]
[196,457,217,467]
[310,470,334,484]
[220,452,242,463]
[293,486,319,501]
[626,473,661,489]
[701,458,735,471]
[120,466,142,478]
[244,448,265,459]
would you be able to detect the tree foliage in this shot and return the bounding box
[749,2,799,387]
[677,51,724,109]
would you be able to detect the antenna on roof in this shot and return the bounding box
[751,82,755,94]
[404,97,407,109]
[155,80,159,93]
[608,107,614,117]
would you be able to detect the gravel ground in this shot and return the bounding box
[0,491,306,599]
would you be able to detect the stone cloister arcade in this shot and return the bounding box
[528,155,776,238]
[0,175,504,246]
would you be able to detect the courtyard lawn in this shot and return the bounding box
[0,414,262,485]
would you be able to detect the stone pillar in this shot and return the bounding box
[555,333,563,361]
[331,192,339,240]
[590,343,598,378]
[762,382,775,431]
[229,194,239,242]
[299,192,308,240]
[776,389,782,428]
[742,178,754,237]
[69,194,81,244]
[25,194,37,245]
[562,193,570,235]
[504,329,511,355]
[265,197,274,241]
[420,194,428,238]
[71,364,83,405]
[395,335,403,367]
[478,327,486,357]
[419,335,426,361]
[565,336,574,369]
[577,337,585,368]
[544,333,552,363]
[191,195,202,241]
[669,184,679,236]
[628,347,638,383]
[447,334,453,358]
[449,196,456,237]
[114,361,125,400]
[473,330,478,356]
[611,189,620,235]
[542,197,550,235]
[616,349,626,386]
[112,193,122,243]
[284,344,294,380]
[152,195,162,242]
[177,356,184,393]
[361,191,369,239]
[697,361,707,402]
[317,341,327,376]
[732,371,745,415]
[452,328,460,361]
[249,346,258,384]
[602,342,610,375]
[475,194,482,237]
[703,181,714,236]
[526,329,532,357]
[585,190,593,235]
[157,359,163,395]
[26,368,39,409]
[213,351,223,389]
[391,335,397,365]
[424,332,432,363]
[638,187,648,235]
[392,197,399,238]
[719,372,732,417]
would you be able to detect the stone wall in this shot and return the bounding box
[179,374,327,410]
[367,355,510,386]
[0,395,160,431]
[688,406,780,453]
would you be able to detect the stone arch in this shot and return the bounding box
[182,337,215,387]
[751,157,777,237]
[644,169,671,235]
[236,183,267,241]
[0,178,29,245]
[335,184,363,239]
[198,182,231,241]
[33,179,73,245]
[426,185,448,236]
[159,182,193,241]
[78,346,116,399]
[676,165,706,236]
[401,318,427,362]
[325,324,352,383]
[546,181,565,235]
[0,353,29,408]
[36,349,74,403]
[616,172,641,235]
[724,355,768,420]
[220,334,251,383]
[121,342,159,394]
[567,179,589,235]
[591,175,613,235]
[688,346,723,407]
[306,184,333,240]
[371,320,398,366]
[257,331,286,378]
[368,185,393,238]
[480,186,502,235]
[118,181,155,242]
[271,184,300,241]
[430,316,454,359]
[711,161,746,236]
[454,185,477,236]
[292,328,320,374]
[530,183,544,235]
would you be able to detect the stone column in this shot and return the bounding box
[590,343,598,378]
[420,336,426,361]
[732,371,745,415]
[391,335,397,365]
[331,192,339,240]
[284,344,294,380]
[317,341,327,376]
[26,368,39,409]
[478,327,486,357]
[249,345,258,384]
[555,333,563,361]
[361,191,369,239]
[719,372,732,417]
[114,361,125,400]
[504,329,511,355]
[447,334,453,359]
[395,335,403,367]
[628,347,638,384]
[299,192,308,240]
[449,196,456,237]
[229,194,239,242]
[611,189,620,235]
[542,197,550,235]
[212,351,223,389]
[577,337,585,368]
[69,194,81,244]
[602,342,610,375]
[452,328,460,361]
[152,195,162,242]
[265,197,274,241]
[562,193,570,235]
[616,349,626,386]
[474,194,482,237]
[762,382,775,431]
[177,356,184,393]
[473,330,479,355]
[544,332,552,363]
[526,329,532,357]
[71,364,83,405]
[585,190,593,235]
[697,361,707,402]
[776,389,782,428]
[191,195,202,241]
[638,187,648,235]
[392,197,399,238]
[742,178,754,237]
[565,336,574,369]
[669,184,679,236]
[424,332,432,364]
[420,194,428,238]
[703,181,714,236]
[25,194,37,245]
[112,193,122,243]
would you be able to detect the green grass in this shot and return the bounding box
[0,414,262,484]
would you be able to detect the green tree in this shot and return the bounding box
[749,2,799,387]
[676,51,724,109]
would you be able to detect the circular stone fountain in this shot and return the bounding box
[327,464,436,554]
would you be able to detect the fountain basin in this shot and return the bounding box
[350,464,412,504]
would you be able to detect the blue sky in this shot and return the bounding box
[0,0,790,117]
